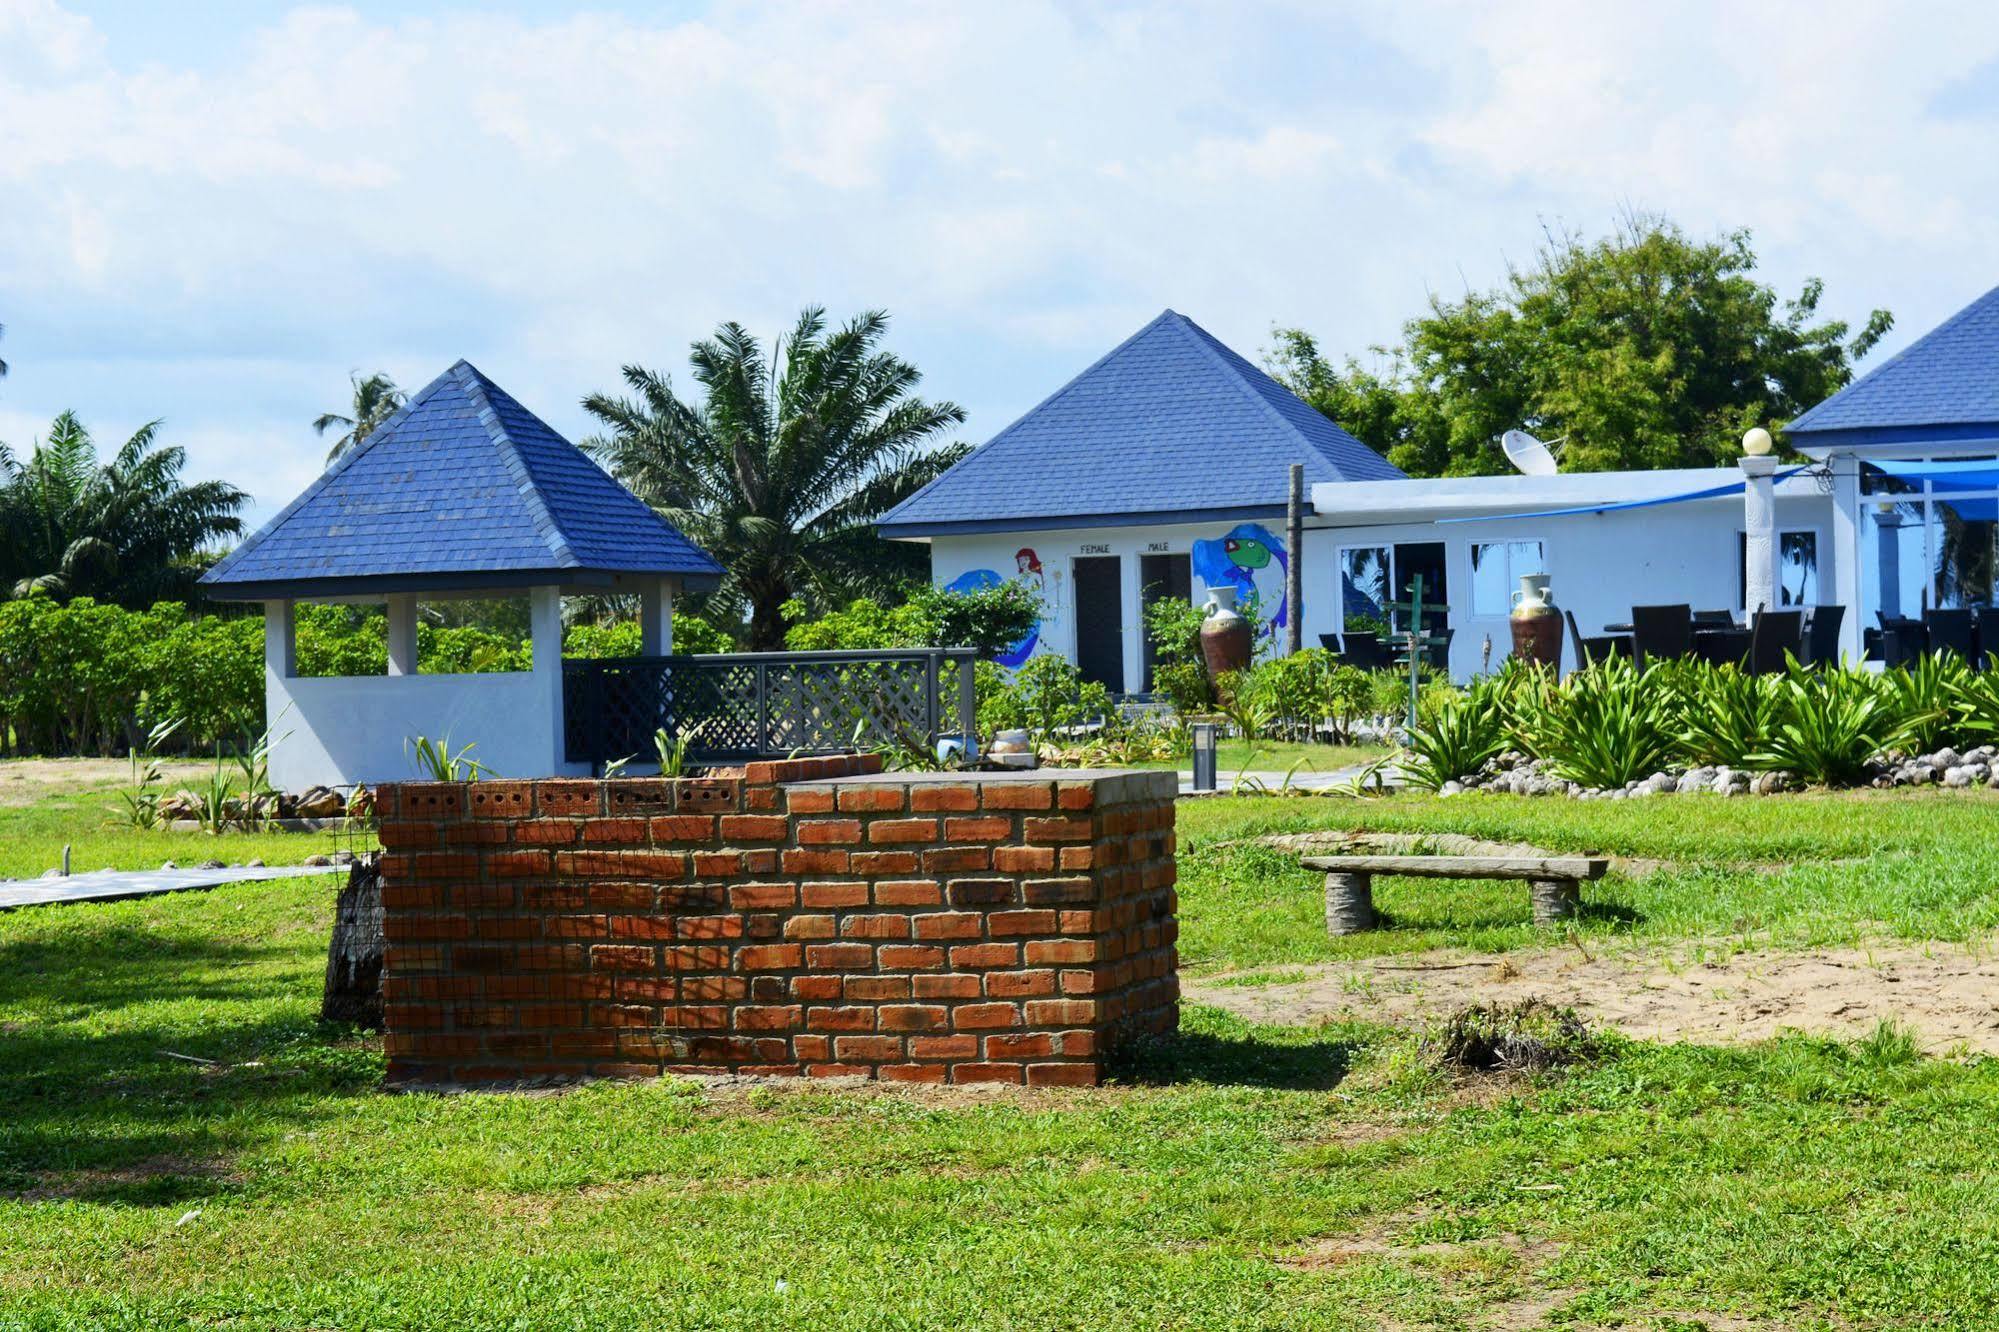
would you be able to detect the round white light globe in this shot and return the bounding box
[1742,427,1774,456]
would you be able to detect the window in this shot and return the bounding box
[1469,540,1547,617]
[1736,530,1820,609]
[1338,543,1449,634]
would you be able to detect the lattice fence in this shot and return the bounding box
[564,650,977,764]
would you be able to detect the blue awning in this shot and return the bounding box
[1437,466,1809,524]
[1865,458,1999,491]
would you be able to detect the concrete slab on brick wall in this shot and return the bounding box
[375,760,1178,1088]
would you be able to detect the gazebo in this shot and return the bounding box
[200,360,722,790]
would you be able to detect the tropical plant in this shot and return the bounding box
[1400,679,1510,791]
[406,734,489,782]
[1518,656,1680,788]
[191,749,239,835]
[1948,668,1999,741]
[1753,663,1917,786]
[314,371,406,462]
[1213,670,1275,744]
[980,653,1112,743]
[110,716,185,829]
[0,412,246,605]
[584,308,970,648]
[653,722,707,777]
[1881,651,1968,755]
[1677,663,1778,767]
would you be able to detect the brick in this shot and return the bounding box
[665,944,730,970]
[735,1005,802,1031]
[604,778,674,813]
[721,814,788,842]
[842,975,909,1001]
[737,944,803,971]
[660,1006,729,1031]
[873,936,944,966]
[946,878,1014,907]
[1025,815,1093,844]
[922,847,990,872]
[604,915,676,940]
[805,943,873,969]
[581,817,647,844]
[913,911,982,940]
[910,783,979,812]
[485,850,554,878]
[783,914,837,939]
[984,1032,1057,1059]
[515,821,580,847]
[1056,782,1097,811]
[909,1034,979,1059]
[833,1035,905,1062]
[792,882,864,911]
[784,848,851,874]
[650,814,717,843]
[993,845,1057,873]
[981,782,1053,811]
[868,818,939,845]
[792,975,843,1001]
[841,914,911,940]
[796,817,864,846]
[951,1062,1024,1084]
[873,878,942,907]
[784,786,837,814]
[1027,1062,1101,1087]
[986,969,1056,997]
[675,915,745,940]
[878,1004,948,1032]
[591,944,654,972]
[729,883,797,910]
[534,779,600,817]
[1060,845,1098,870]
[851,850,920,875]
[1025,939,1098,965]
[808,1005,876,1031]
[398,784,465,819]
[676,779,739,814]
[944,816,1012,842]
[836,786,906,813]
[912,973,982,999]
[805,1062,874,1078]
[878,1063,947,1084]
[1026,999,1098,1025]
[950,943,1018,968]
[953,1002,1020,1030]
[990,909,1059,937]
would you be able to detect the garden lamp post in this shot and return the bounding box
[1190,721,1219,792]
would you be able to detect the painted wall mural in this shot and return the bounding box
[1191,523,1287,638]
[943,546,1046,668]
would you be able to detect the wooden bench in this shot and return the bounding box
[1300,854,1610,935]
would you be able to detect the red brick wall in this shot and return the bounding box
[376,759,1178,1088]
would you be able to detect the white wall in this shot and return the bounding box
[926,491,1833,685]
[268,671,586,789]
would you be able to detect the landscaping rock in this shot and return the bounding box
[331,849,357,866]
[295,786,346,819]
[1749,771,1796,796]
[303,854,333,867]
[1439,780,1464,796]
[158,792,201,821]
[1637,772,1678,796]
[1676,766,1716,795]
[159,860,177,870]
[197,859,225,870]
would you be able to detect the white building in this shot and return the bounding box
[881,293,1999,684]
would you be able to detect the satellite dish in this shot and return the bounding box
[1501,429,1565,477]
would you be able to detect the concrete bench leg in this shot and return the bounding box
[1530,877,1580,924]
[1324,871,1375,935]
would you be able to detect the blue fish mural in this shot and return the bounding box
[944,546,1045,668]
[1191,523,1287,638]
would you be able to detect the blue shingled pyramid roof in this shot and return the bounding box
[202,360,722,598]
[878,310,1404,536]
[1787,283,1999,448]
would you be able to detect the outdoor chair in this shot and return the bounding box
[1338,632,1393,671]
[1692,609,1736,626]
[1802,605,1845,667]
[1630,603,1694,662]
[1692,626,1750,667]
[1925,608,1977,664]
[1564,609,1630,669]
[1746,606,1804,675]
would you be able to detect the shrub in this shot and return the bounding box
[1753,663,1918,786]
[1400,678,1509,790]
[1881,651,1967,755]
[1677,663,1778,767]
[1518,656,1680,788]
[981,654,1112,742]
[1426,1000,1600,1073]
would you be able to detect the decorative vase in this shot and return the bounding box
[1509,574,1564,670]
[1199,584,1253,680]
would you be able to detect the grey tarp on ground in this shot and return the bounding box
[0,864,338,911]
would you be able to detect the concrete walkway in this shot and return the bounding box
[1175,761,1401,796]
[0,864,340,911]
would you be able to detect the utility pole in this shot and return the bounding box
[1286,463,1303,656]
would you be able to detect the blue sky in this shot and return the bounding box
[4,1,1998,527]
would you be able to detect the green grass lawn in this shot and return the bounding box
[7,779,1999,1327]
[1129,738,1392,775]
[0,758,372,881]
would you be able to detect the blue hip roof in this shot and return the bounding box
[1787,283,1999,448]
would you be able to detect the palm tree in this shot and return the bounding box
[583,308,970,649]
[0,411,246,606]
[314,371,405,462]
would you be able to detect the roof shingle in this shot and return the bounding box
[1787,284,1999,444]
[878,310,1403,535]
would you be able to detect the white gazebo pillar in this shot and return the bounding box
[264,599,296,682]
[640,576,675,656]
[1876,504,1904,621]
[1739,445,1780,616]
[386,593,419,676]
[1829,453,1865,660]
[530,584,566,772]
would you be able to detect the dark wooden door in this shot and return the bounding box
[1139,552,1191,692]
[1073,556,1125,693]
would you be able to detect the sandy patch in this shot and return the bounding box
[0,757,212,808]
[1191,937,1999,1053]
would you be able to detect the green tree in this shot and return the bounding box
[582,308,970,650]
[1270,214,1894,476]
[314,371,406,462]
[0,412,246,606]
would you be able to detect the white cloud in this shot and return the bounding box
[0,1,1994,527]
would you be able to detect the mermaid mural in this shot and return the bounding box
[1191,523,1287,640]
[943,547,1046,668]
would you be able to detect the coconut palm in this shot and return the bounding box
[0,411,246,605]
[583,308,970,649]
[314,371,405,462]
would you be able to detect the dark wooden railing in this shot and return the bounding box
[562,649,978,765]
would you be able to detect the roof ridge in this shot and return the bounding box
[1164,312,1338,473]
[883,310,1185,522]
[452,362,580,570]
[204,364,461,583]
[1789,282,1999,432]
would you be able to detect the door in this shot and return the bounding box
[1073,555,1125,693]
[1139,552,1191,692]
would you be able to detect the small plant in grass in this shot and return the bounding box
[653,722,707,777]
[1425,999,1600,1074]
[110,716,184,830]
[1399,679,1509,790]
[406,734,490,781]
[192,748,239,835]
